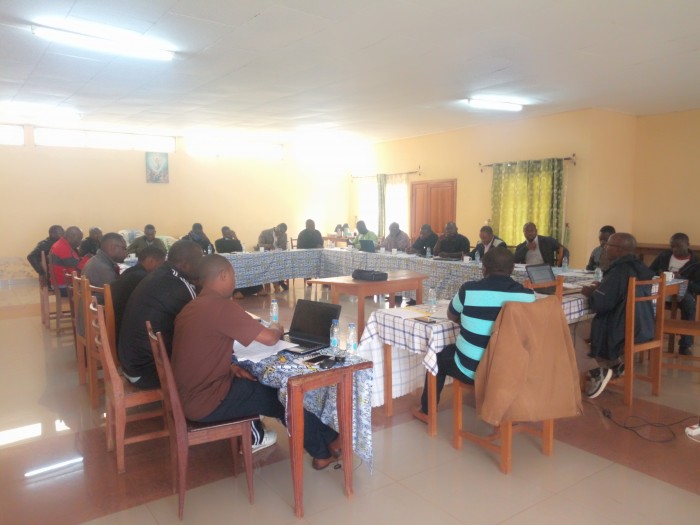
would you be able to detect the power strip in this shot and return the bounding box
[685,423,700,439]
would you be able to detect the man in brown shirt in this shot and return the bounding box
[172,255,341,468]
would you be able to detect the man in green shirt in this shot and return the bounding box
[127,224,167,256]
[349,220,378,248]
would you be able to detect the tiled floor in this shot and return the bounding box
[1,280,699,525]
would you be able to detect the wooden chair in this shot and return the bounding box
[452,379,554,474]
[523,274,564,300]
[45,254,72,335]
[90,300,167,474]
[663,294,700,373]
[103,283,118,367]
[290,237,297,249]
[146,321,255,519]
[38,251,56,328]
[71,273,88,386]
[612,277,667,405]
[83,278,107,408]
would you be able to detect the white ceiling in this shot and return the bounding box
[1,0,700,142]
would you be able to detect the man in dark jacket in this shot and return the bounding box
[27,225,64,288]
[649,232,700,355]
[513,222,568,266]
[582,233,655,398]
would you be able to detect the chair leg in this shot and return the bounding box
[178,449,188,519]
[115,408,126,474]
[623,348,634,406]
[105,399,115,452]
[541,419,554,456]
[650,346,661,396]
[76,341,87,386]
[87,353,100,409]
[452,381,463,449]
[230,436,240,477]
[242,421,254,504]
[499,422,513,474]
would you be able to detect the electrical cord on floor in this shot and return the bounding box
[601,408,697,443]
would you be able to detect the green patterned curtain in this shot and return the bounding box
[377,173,387,237]
[491,158,564,246]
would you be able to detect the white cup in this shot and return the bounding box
[463,255,471,263]
[259,246,265,252]
[379,247,386,253]
[391,248,397,255]
[663,271,674,282]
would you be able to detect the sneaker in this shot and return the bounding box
[252,429,277,453]
[611,362,625,379]
[586,367,613,398]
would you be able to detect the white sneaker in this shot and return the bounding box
[252,429,277,453]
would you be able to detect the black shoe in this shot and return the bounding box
[586,367,612,398]
[611,362,625,378]
[679,347,693,356]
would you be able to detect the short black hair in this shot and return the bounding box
[277,223,287,232]
[48,225,63,236]
[100,232,125,248]
[671,232,689,243]
[138,245,166,263]
[192,223,203,231]
[198,254,232,283]
[480,225,494,235]
[144,224,156,231]
[168,239,202,265]
[482,246,514,275]
[600,225,616,234]
[221,226,230,234]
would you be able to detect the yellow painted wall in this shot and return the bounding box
[0,136,350,260]
[372,109,638,267]
[634,109,700,244]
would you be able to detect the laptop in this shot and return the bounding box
[281,299,342,355]
[525,264,580,295]
[359,239,376,253]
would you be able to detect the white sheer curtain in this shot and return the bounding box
[355,176,379,233]
[382,173,409,238]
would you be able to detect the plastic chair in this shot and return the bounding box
[146,321,255,520]
[90,300,167,474]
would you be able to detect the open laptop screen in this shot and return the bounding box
[525,263,556,284]
[288,299,341,342]
[359,239,375,253]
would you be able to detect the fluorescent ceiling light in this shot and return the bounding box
[31,21,173,61]
[465,99,523,112]
[0,101,81,125]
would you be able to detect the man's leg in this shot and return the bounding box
[678,294,696,353]
[419,344,471,414]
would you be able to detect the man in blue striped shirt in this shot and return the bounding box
[415,247,536,418]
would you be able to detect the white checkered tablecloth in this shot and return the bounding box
[357,294,593,407]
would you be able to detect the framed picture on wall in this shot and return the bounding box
[146,152,169,183]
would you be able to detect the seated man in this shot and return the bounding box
[649,232,700,355]
[348,220,378,248]
[127,224,167,256]
[215,226,243,253]
[78,227,102,257]
[256,223,288,292]
[27,224,64,288]
[49,226,84,295]
[414,248,535,420]
[172,255,342,465]
[470,225,507,260]
[582,233,655,397]
[118,240,202,390]
[296,219,324,249]
[182,223,213,253]
[586,225,616,271]
[380,222,410,252]
[432,221,470,258]
[110,245,166,344]
[407,224,438,256]
[81,232,128,290]
[513,222,568,266]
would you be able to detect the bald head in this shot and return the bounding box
[199,254,233,283]
[604,232,637,262]
[167,240,204,281]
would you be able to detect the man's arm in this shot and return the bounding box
[513,242,527,263]
[588,272,625,314]
[126,237,141,255]
[254,323,284,345]
[648,253,665,274]
[398,232,410,251]
[27,242,46,276]
[313,231,324,248]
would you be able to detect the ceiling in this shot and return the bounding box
[2,0,700,142]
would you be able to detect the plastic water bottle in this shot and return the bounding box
[330,319,340,353]
[474,250,481,266]
[426,246,432,257]
[428,287,437,313]
[562,256,569,272]
[270,299,279,324]
[346,322,357,355]
[207,244,213,254]
[594,267,603,282]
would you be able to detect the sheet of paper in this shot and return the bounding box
[233,339,298,363]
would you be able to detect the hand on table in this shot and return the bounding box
[581,283,599,298]
[231,364,257,381]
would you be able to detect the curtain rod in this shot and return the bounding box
[351,167,421,179]
[479,154,576,173]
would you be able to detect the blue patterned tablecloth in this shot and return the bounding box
[244,353,373,470]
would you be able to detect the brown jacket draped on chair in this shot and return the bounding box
[475,296,583,426]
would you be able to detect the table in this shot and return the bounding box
[358,293,594,436]
[307,270,428,335]
[246,353,373,518]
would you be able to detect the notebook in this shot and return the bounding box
[525,264,580,295]
[281,299,342,355]
[359,239,376,252]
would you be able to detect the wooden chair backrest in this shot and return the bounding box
[624,276,666,351]
[523,274,564,300]
[147,321,186,445]
[92,300,125,399]
[103,284,118,366]
[72,272,86,333]
[39,250,50,287]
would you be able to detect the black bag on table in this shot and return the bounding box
[351,269,388,281]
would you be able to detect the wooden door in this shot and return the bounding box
[410,180,456,238]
